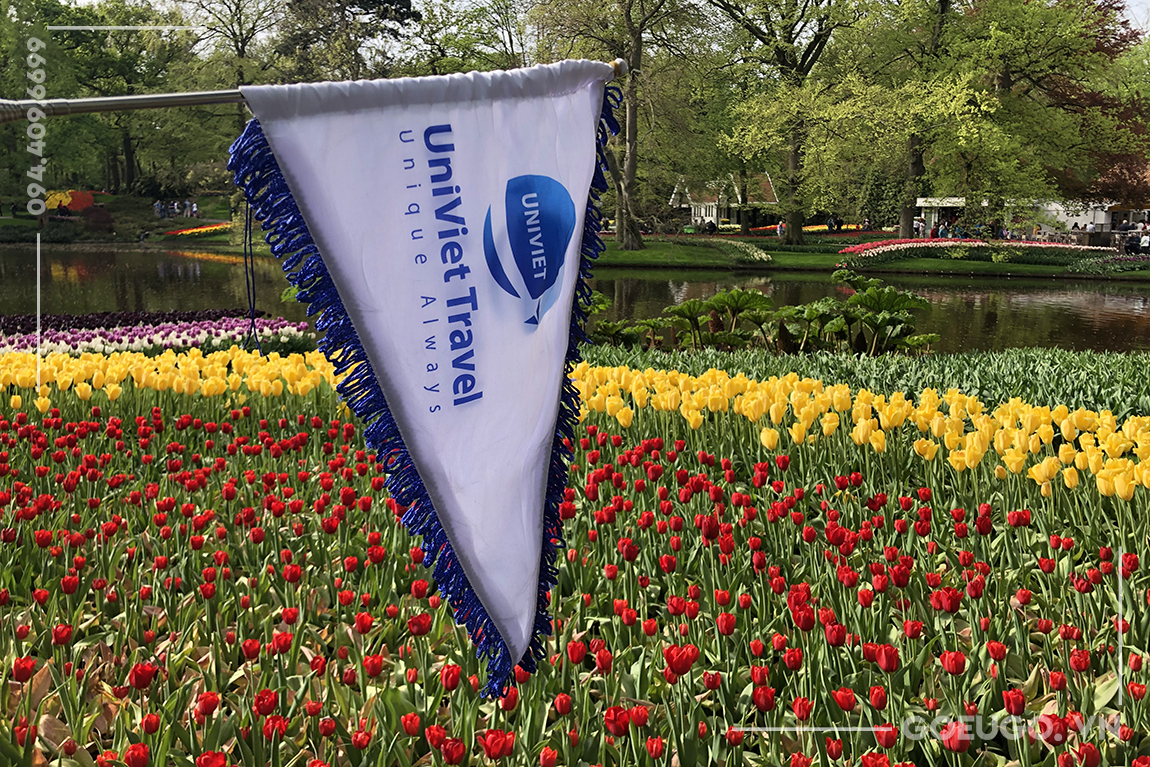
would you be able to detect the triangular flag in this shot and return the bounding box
[229,61,620,695]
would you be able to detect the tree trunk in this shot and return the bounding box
[782,126,805,245]
[900,135,925,238]
[122,131,137,190]
[738,170,750,235]
[614,43,644,251]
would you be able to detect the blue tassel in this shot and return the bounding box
[227,84,620,697]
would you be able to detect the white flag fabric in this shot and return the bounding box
[229,61,620,694]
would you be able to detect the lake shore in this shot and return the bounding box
[8,236,1150,281]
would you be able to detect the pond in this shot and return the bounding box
[588,269,1150,353]
[2,247,1149,353]
[0,246,311,325]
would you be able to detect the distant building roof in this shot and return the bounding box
[671,174,777,208]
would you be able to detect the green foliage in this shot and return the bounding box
[593,270,936,357]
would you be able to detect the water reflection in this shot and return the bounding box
[2,249,1148,353]
[588,269,1150,353]
[0,247,308,323]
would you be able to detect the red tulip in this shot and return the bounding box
[792,697,813,721]
[539,747,558,767]
[1003,688,1026,716]
[407,612,432,636]
[554,693,572,715]
[354,612,374,634]
[401,712,420,736]
[122,744,149,767]
[825,738,843,759]
[940,651,966,675]
[196,753,227,767]
[197,691,220,716]
[12,657,35,683]
[480,729,515,759]
[874,723,898,748]
[604,706,630,736]
[875,644,899,673]
[426,725,446,750]
[253,689,278,716]
[646,736,664,759]
[363,654,384,678]
[441,738,466,764]
[939,721,970,753]
[441,663,461,690]
[52,624,73,645]
[716,612,736,635]
[752,685,776,712]
[783,647,803,670]
[869,685,887,710]
[351,729,371,749]
[832,687,855,711]
[128,662,158,689]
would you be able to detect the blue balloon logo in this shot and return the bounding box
[484,175,577,325]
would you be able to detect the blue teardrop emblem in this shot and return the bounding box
[483,175,576,325]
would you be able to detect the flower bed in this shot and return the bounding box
[0,350,1145,767]
[0,317,315,356]
[163,222,231,237]
[839,239,1117,269]
[0,310,259,337]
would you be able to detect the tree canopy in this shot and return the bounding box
[2,0,1146,224]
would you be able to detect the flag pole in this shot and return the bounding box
[0,60,627,126]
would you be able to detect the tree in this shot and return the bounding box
[534,0,700,249]
[180,0,283,132]
[275,0,420,82]
[707,0,859,244]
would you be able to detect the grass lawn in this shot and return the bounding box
[597,239,737,267]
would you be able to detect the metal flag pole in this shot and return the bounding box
[0,59,628,125]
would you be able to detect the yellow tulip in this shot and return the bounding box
[1002,448,1027,474]
[35,396,51,413]
[686,409,704,430]
[1063,467,1078,489]
[1096,475,1115,497]
[947,449,967,472]
[9,395,21,410]
[914,439,939,461]
[869,430,886,454]
[822,412,840,436]
[105,384,121,402]
[760,427,779,450]
[75,382,92,401]
[1116,472,1135,502]
[1040,481,1052,498]
[994,465,1007,480]
[616,407,633,429]
[1058,443,1077,465]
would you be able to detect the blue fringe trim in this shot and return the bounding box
[227,83,621,697]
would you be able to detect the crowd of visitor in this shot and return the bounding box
[154,199,199,219]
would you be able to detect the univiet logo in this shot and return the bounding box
[483,175,577,326]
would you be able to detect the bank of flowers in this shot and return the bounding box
[0,317,314,356]
[0,349,1145,767]
[751,224,864,235]
[163,222,231,236]
[839,239,1117,268]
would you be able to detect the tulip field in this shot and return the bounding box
[0,346,1148,767]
